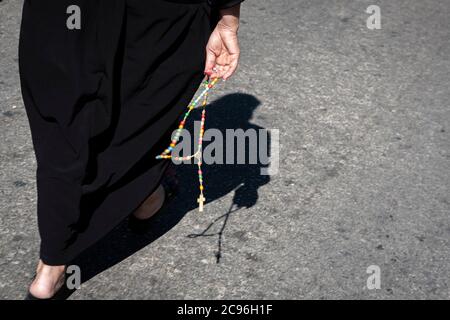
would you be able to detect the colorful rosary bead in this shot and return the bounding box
[155,77,219,212]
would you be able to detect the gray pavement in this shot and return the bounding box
[0,0,449,299]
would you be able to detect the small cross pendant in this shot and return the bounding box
[197,194,206,212]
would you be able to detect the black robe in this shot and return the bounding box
[19,0,244,265]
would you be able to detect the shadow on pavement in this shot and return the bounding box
[72,93,271,285]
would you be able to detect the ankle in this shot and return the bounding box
[29,261,66,299]
[133,185,165,220]
[39,265,66,277]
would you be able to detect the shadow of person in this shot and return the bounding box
[72,93,271,286]
[182,93,271,262]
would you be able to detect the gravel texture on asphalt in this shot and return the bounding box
[0,0,449,299]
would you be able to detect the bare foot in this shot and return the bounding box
[133,184,165,220]
[29,260,66,299]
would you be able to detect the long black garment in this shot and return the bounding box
[19,0,242,265]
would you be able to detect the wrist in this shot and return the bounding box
[218,4,240,32]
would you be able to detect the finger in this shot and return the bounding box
[215,64,228,79]
[210,65,222,79]
[214,54,229,79]
[204,48,217,77]
[221,64,231,79]
[223,54,239,80]
[223,34,240,57]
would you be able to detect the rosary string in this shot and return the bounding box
[156,77,219,212]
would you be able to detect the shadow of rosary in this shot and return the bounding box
[187,183,253,263]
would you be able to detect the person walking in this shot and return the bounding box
[19,0,243,299]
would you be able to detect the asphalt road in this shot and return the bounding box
[0,0,449,299]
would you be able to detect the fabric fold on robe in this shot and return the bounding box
[19,0,215,265]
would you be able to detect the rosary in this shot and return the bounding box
[156,77,219,212]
